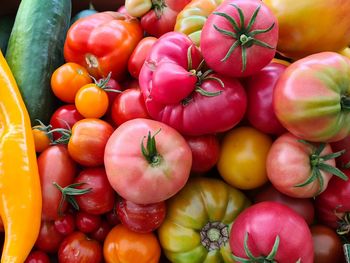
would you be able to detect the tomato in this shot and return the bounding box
[38,145,77,220]
[103,224,161,263]
[32,121,52,153]
[185,134,220,174]
[111,87,151,126]
[128,36,157,79]
[264,0,350,59]
[274,52,350,142]
[75,212,102,234]
[106,208,120,227]
[104,118,192,204]
[64,12,143,81]
[330,134,350,168]
[35,220,65,253]
[54,213,76,236]
[51,62,92,103]
[24,250,50,263]
[58,232,103,263]
[139,32,247,136]
[158,177,250,262]
[254,184,315,225]
[230,201,314,263]
[217,126,273,190]
[91,221,111,242]
[311,224,344,263]
[244,60,288,135]
[116,199,166,233]
[267,132,348,198]
[200,0,278,77]
[68,118,114,167]
[74,168,115,215]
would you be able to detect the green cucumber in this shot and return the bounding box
[0,15,15,54]
[5,0,71,124]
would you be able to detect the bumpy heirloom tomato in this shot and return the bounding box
[158,177,251,263]
[264,0,350,59]
[230,202,314,263]
[139,32,247,136]
[64,12,143,81]
[104,118,192,204]
[200,0,278,77]
[274,52,350,142]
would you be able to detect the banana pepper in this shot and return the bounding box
[0,50,42,262]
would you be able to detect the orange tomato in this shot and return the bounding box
[51,62,92,103]
[32,122,52,153]
[103,224,161,263]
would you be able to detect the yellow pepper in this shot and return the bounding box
[0,50,42,262]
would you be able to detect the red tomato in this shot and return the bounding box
[35,221,65,253]
[141,7,178,37]
[117,199,166,233]
[230,201,314,263]
[91,221,111,242]
[68,118,114,167]
[254,184,315,225]
[200,0,278,77]
[74,168,115,215]
[58,232,103,263]
[111,87,151,126]
[38,145,77,220]
[185,134,220,174]
[106,208,120,227]
[75,212,102,234]
[24,250,50,263]
[54,213,76,236]
[104,118,192,204]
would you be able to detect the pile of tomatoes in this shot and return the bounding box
[25,0,350,262]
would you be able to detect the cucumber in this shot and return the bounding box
[6,0,71,125]
[0,15,15,54]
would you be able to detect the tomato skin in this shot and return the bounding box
[230,201,314,263]
[58,231,103,263]
[185,134,220,173]
[311,224,344,263]
[111,87,150,126]
[64,12,143,81]
[35,220,65,254]
[38,145,77,221]
[128,36,157,79]
[274,52,350,142]
[245,60,288,135]
[24,250,50,263]
[217,126,273,190]
[91,221,111,242]
[116,199,166,233]
[200,0,278,77]
[75,212,102,234]
[104,118,192,204]
[32,127,51,153]
[103,224,161,263]
[68,118,114,167]
[54,213,76,236]
[74,168,115,215]
[51,62,92,103]
[254,184,315,225]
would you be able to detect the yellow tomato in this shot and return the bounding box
[217,126,273,190]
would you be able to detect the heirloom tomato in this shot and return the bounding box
[217,126,273,190]
[104,118,192,204]
[200,0,278,77]
[230,201,314,263]
[267,132,348,198]
[158,177,250,263]
[139,32,247,136]
[64,12,143,81]
[103,224,161,263]
[274,52,350,142]
[264,0,350,59]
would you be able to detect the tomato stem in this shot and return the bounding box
[200,221,229,251]
[141,129,162,166]
[151,0,166,19]
[341,95,350,111]
[32,119,54,143]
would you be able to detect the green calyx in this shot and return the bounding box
[33,119,54,143]
[46,122,72,145]
[213,4,275,72]
[151,0,167,19]
[335,210,350,237]
[141,129,163,166]
[340,94,350,111]
[294,140,348,195]
[90,72,121,94]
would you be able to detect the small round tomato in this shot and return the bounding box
[105,208,120,227]
[68,118,114,167]
[91,221,111,242]
[117,199,166,233]
[32,121,52,153]
[58,231,103,263]
[35,220,65,253]
[24,250,50,263]
[51,62,92,103]
[311,224,344,263]
[75,211,102,234]
[103,224,161,263]
[217,126,273,190]
[54,213,76,236]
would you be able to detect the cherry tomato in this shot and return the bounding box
[68,118,114,167]
[24,250,50,263]
[32,121,52,153]
[54,213,76,236]
[74,168,115,215]
[91,220,111,242]
[58,231,103,263]
[35,220,65,253]
[75,211,102,234]
[117,199,166,233]
[105,207,120,227]
[51,62,92,103]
